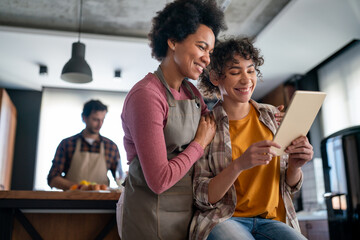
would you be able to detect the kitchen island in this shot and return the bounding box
[0,190,121,240]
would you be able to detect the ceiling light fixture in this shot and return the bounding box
[61,0,92,83]
[114,69,122,78]
[39,65,48,76]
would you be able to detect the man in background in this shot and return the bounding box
[47,99,122,190]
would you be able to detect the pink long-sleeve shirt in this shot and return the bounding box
[121,73,208,194]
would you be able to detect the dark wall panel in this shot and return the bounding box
[297,71,323,158]
[6,89,42,190]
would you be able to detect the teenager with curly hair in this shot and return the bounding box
[190,38,312,240]
[116,0,226,239]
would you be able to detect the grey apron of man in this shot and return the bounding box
[65,139,109,185]
[121,66,201,240]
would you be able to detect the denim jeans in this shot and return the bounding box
[207,217,307,240]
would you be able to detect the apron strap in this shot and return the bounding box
[75,138,82,152]
[154,66,200,109]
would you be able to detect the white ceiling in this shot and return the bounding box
[254,0,360,99]
[0,0,359,100]
[0,27,159,92]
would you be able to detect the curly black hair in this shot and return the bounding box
[198,37,264,98]
[148,0,227,61]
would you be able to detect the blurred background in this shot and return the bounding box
[0,1,359,239]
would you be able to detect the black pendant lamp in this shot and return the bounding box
[61,0,92,83]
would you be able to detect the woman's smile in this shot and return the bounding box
[194,62,205,75]
[234,86,253,94]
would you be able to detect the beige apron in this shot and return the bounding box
[65,138,109,185]
[120,66,201,240]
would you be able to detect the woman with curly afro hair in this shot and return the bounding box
[190,38,312,239]
[117,1,226,239]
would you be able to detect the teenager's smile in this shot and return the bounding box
[234,86,253,95]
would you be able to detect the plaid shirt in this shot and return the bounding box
[190,100,303,240]
[47,131,121,185]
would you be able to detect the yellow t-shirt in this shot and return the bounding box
[229,104,286,222]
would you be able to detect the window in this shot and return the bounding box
[318,42,360,137]
[34,88,127,190]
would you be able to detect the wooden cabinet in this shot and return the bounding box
[259,83,296,109]
[0,88,17,190]
[299,219,330,240]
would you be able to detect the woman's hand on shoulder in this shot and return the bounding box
[275,105,285,126]
[194,113,216,149]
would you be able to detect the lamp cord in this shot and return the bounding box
[78,0,83,42]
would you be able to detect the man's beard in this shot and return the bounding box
[87,127,99,135]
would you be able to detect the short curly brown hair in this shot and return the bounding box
[148,0,227,61]
[198,37,264,98]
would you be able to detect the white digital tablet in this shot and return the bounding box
[272,90,326,156]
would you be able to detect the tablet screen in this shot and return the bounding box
[272,90,326,156]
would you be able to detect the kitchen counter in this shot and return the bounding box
[0,190,121,240]
[296,210,328,221]
[0,189,121,200]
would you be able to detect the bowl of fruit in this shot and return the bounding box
[69,180,108,191]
